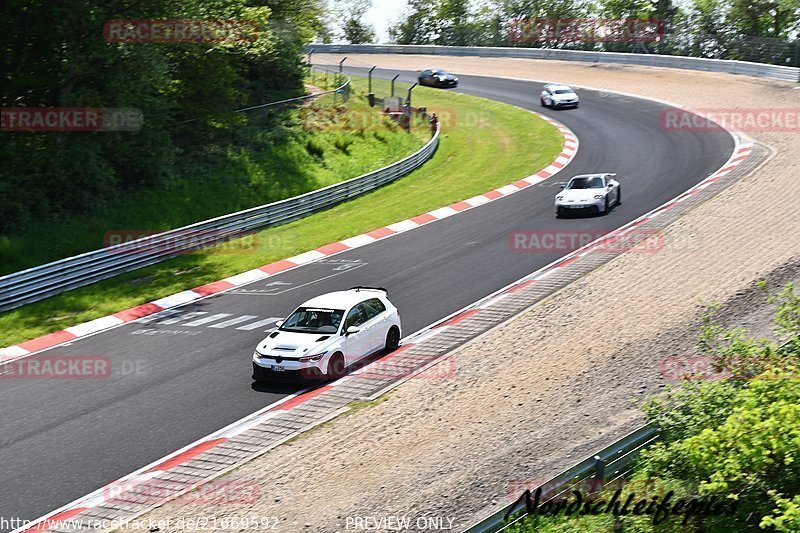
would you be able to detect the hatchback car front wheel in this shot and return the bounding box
[326,352,346,379]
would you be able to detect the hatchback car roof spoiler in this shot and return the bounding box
[350,286,388,294]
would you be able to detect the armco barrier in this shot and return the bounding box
[465,425,660,532]
[307,44,800,83]
[0,104,440,312]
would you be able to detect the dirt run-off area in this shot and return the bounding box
[141,56,800,532]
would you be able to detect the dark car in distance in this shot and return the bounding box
[418,69,459,88]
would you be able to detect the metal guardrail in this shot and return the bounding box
[465,425,660,532]
[306,44,800,83]
[0,101,440,311]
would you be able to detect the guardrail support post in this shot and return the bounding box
[391,74,399,97]
[307,48,314,67]
[594,455,606,483]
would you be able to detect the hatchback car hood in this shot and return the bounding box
[560,189,602,202]
[256,330,336,355]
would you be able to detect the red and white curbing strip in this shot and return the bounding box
[1,114,578,363]
[405,140,754,342]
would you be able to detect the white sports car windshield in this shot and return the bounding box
[568,177,604,189]
[280,307,344,334]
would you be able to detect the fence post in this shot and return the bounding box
[368,66,376,106]
[406,82,417,107]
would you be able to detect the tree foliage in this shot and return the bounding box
[388,0,799,63]
[0,0,324,235]
[336,0,377,43]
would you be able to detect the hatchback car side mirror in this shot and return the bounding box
[275,320,283,328]
[559,185,565,189]
[345,326,360,335]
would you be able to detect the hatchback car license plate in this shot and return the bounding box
[567,205,583,208]
[271,365,285,372]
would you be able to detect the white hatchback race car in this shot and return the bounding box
[555,173,621,216]
[252,287,402,381]
[540,84,579,109]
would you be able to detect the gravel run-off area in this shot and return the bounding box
[141,55,800,532]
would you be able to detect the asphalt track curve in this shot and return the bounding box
[0,66,733,528]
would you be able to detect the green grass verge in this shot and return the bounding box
[0,77,563,348]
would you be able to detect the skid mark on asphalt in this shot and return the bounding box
[136,309,183,323]
[183,313,233,326]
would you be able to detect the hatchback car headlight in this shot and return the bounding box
[556,196,563,201]
[299,351,327,363]
[594,195,604,199]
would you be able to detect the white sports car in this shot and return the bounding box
[252,287,402,381]
[540,84,579,109]
[555,173,621,216]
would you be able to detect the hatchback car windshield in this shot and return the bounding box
[568,177,605,189]
[280,307,344,334]
[554,89,573,94]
